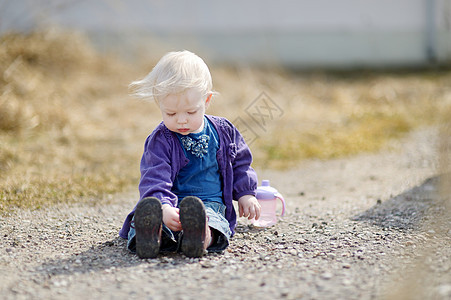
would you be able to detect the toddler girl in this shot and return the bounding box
[119,50,261,258]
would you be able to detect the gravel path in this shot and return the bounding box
[1,128,450,300]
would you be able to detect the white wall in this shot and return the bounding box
[1,0,450,67]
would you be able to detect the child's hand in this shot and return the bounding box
[238,195,261,220]
[162,204,182,231]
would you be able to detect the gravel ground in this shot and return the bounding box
[1,127,450,300]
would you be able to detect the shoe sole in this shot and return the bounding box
[134,197,162,259]
[179,196,206,258]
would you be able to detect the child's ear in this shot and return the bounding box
[205,93,213,107]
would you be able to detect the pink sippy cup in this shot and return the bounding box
[252,180,286,227]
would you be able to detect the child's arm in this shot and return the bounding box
[162,204,182,231]
[139,128,182,207]
[238,195,261,220]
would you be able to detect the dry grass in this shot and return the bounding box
[211,67,450,168]
[1,29,450,213]
[0,29,150,213]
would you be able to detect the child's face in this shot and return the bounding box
[159,89,212,135]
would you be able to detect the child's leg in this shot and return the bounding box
[128,220,179,253]
[203,202,231,252]
[134,197,163,259]
[179,196,207,258]
[128,200,180,255]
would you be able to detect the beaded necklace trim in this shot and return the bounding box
[180,134,210,158]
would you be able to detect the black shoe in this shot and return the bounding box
[179,196,206,258]
[134,197,162,259]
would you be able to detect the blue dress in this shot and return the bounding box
[173,117,223,204]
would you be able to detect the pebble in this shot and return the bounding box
[437,284,451,297]
[321,272,333,280]
[342,263,351,269]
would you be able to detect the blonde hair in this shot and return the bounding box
[129,50,215,102]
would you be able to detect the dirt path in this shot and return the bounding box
[1,127,450,300]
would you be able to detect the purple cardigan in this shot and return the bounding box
[119,115,258,238]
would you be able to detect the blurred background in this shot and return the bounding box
[0,0,450,212]
[2,0,451,67]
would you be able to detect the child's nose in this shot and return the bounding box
[177,115,188,124]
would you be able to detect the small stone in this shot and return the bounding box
[437,284,451,297]
[200,261,213,268]
[342,279,352,286]
[53,280,68,287]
